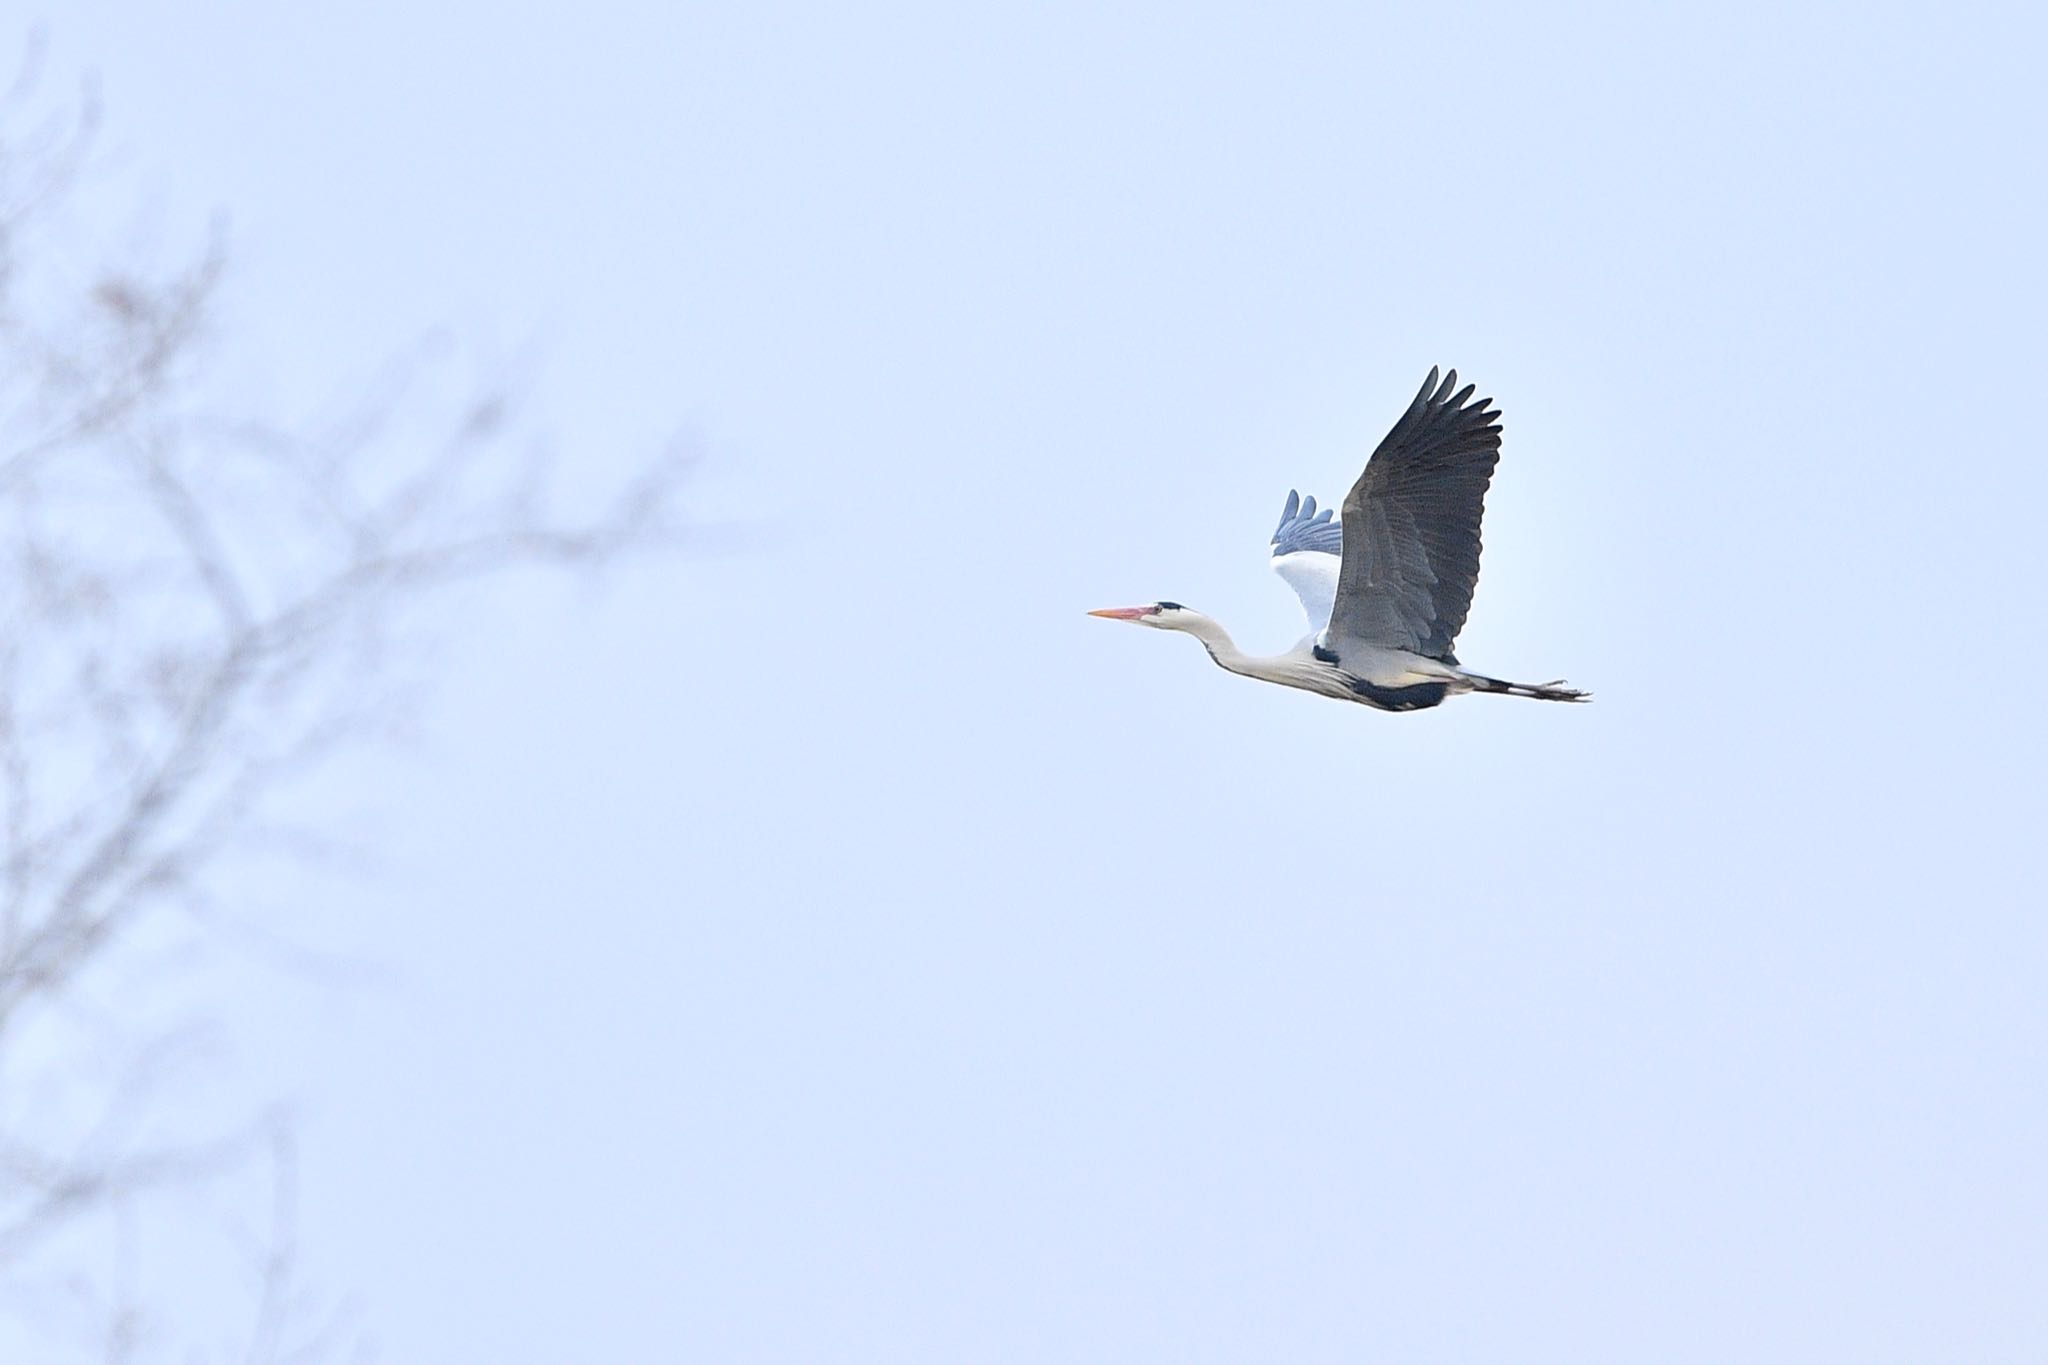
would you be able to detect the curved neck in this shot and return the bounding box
[1170,611,1254,675]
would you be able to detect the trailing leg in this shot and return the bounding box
[1460,672,1590,703]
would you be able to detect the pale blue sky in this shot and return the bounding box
[27,2,2048,1361]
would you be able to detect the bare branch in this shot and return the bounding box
[0,44,690,1364]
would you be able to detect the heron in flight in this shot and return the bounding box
[1091,368,1587,712]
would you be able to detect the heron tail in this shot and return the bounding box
[1461,672,1591,703]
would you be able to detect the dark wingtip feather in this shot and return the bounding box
[1415,367,1441,407]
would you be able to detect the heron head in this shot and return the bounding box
[1087,601,1190,629]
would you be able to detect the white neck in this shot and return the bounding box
[1163,610,1256,677]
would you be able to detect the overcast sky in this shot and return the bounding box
[19,3,2048,1361]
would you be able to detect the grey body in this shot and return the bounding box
[1093,368,1586,712]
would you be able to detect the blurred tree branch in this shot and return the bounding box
[0,36,688,1361]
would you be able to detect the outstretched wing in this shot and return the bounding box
[1326,368,1502,661]
[1269,489,1343,633]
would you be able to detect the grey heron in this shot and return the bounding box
[1090,367,1587,712]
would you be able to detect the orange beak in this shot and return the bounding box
[1087,605,1158,620]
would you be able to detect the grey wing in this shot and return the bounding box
[1326,368,1502,661]
[1269,490,1343,632]
[1271,489,1343,556]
